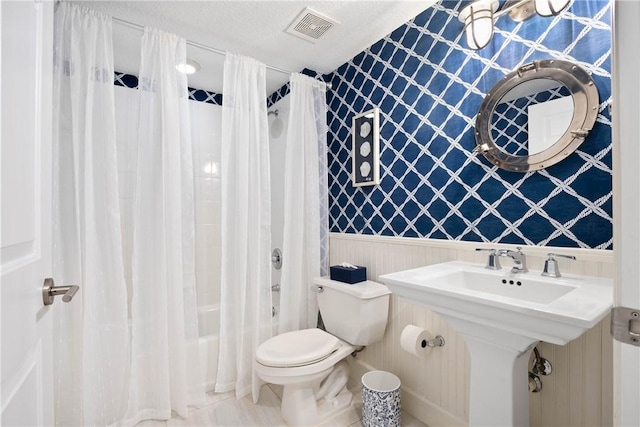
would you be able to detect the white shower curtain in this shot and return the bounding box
[121,28,203,424]
[216,53,272,402]
[52,3,130,425]
[278,73,329,333]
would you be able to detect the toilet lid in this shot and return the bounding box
[256,328,341,368]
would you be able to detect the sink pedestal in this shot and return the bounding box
[445,316,538,427]
[380,261,613,427]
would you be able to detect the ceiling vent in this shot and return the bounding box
[285,7,340,43]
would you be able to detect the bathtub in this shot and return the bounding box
[197,302,279,392]
[198,304,220,392]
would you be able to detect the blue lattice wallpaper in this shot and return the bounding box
[326,0,612,249]
[114,71,223,105]
[267,68,325,108]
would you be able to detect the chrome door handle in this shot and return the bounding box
[42,278,79,306]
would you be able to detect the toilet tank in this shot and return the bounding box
[314,277,391,346]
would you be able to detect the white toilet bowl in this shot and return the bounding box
[255,277,391,426]
[254,328,355,426]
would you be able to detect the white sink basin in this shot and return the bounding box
[380,260,613,427]
[380,260,612,345]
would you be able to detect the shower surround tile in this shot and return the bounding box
[114,85,224,347]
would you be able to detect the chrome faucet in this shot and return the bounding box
[497,247,528,273]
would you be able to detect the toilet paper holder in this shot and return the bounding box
[421,335,445,349]
[400,324,445,358]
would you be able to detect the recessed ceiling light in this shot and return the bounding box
[176,58,201,74]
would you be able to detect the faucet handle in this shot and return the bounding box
[475,248,502,270]
[542,253,576,278]
[547,253,576,261]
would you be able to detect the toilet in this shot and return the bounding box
[254,276,391,426]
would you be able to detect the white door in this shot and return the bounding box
[1,1,54,425]
[527,95,574,154]
[613,1,640,426]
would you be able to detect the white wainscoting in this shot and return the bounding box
[330,233,613,427]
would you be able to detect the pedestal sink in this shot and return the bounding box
[379,261,613,427]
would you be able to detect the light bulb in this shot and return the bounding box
[465,13,494,50]
[176,58,201,75]
[534,0,571,17]
[458,0,499,50]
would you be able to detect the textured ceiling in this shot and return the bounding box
[73,1,438,94]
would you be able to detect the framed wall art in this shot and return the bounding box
[351,107,380,187]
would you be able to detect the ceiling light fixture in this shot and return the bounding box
[458,0,571,50]
[459,0,499,50]
[533,0,571,17]
[176,58,201,74]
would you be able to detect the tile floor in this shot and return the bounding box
[135,383,428,427]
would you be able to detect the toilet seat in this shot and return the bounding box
[256,328,341,368]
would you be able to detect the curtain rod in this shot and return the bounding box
[112,16,293,76]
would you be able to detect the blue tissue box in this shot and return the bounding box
[330,265,367,284]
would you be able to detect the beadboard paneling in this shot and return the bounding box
[330,233,613,427]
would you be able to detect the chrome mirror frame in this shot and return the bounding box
[474,59,599,172]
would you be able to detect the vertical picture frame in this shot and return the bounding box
[351,107,380,187]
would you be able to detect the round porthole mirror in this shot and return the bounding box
[474,59,599,172]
